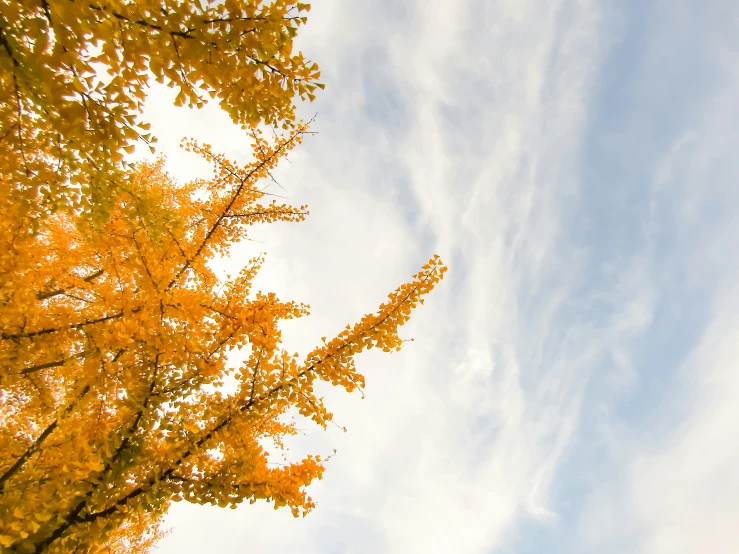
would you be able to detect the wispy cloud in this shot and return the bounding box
[573,11,739,550]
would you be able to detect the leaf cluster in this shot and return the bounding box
[0,124,447,553]
[0,0,323,216]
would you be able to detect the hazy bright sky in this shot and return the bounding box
[141,0,739,552]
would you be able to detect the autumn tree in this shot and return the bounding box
[0,2,447,552]
[0,123,447,553]
[0,0,323,216]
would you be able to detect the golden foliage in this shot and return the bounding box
[88,510,169,554]
[0,124,447,552]
[0,2,446,551]
[0,0,322,214]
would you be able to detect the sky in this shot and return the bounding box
[139,0,739,552]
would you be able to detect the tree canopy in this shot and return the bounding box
[0,0,322,215]
[0,125,447,552]
[0,2,447,552]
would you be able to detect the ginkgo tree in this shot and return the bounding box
[0,122,447,553]
[0,0,323,216]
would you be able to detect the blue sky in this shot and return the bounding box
[139,0,739,552]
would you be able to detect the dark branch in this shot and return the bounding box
[2,309,127,341]
[0,384,91,492]
[87,4,195,39]
[166,127,309,291]
[37,269,104,301]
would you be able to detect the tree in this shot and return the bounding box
[0,0,323,217]
[0,123,447,553]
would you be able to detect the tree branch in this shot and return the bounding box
[19,350,89,375]
[0,383,91,492]
[2,309,128,341]
[166,127,308,291]
[37,269,104,301]
[87,4,195,39]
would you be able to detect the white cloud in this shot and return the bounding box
[578,277,739,554]
[575,41,739,553]
[629,294,739,554]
